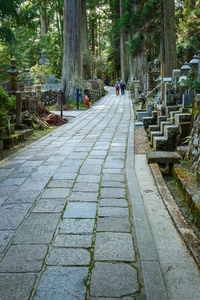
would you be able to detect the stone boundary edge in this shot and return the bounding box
[149,163,200,270]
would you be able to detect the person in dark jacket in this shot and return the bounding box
[120,80,126,95]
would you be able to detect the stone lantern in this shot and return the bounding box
[179,62,191,87]
[7,58,19,95]
[189,55,199,73]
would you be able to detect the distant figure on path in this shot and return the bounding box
[120,80,126,95]
[106,77,111,86]
[115,81,120,95]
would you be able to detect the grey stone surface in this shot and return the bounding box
[100,198,128,207]
[63,202,97,218]
[90,262,139,297]
[102,168,123,174]
[73,182,99,192]
[94,232,135,261]
[13,213,61,244]
[84,158,104,165]
[6,190,41,204]
[53,173,77,180]
[0,168,15,176]
[0,230,15,253]
[76,175,101,183]
[59,218,95,234]
[141,261,168,300]
[17,178,49,191]
[42,188,70,198]
[47,179,74,188]
[0,197,7,206]
[22,160,43,167]
[70,192,98,202]
[47,248,91,266]
[80,164,102,174]
[32,198,67,213]
[0,203,32,230]
[101,181,125,188]
[0,274,37,300]
[0,177,26,186]
[97,217,131,232]
[98,207,129,217]
[0,186,18,197]
[101,187,126,198]
[0,245,47,272]
[34,267,88,300]
[104,161,124,169]
[102,173,124,182]
[54,234,93,248]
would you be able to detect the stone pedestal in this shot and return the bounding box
[34,84,42,105]
[133,80,140,102]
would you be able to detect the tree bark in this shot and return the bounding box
[82,0,91,79]
[62,0,82,103]
[163,0,177,77]
[40,0,48,39]
[120,0,129,83]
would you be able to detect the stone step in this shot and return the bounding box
[146,151,181,164]
[142,111,157,131]
[153,125,178,151]
[150,122,172,145]
[175,113,192,126]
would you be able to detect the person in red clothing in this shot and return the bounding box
[115,81,120,95]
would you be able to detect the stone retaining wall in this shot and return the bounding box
[186,110,200,182]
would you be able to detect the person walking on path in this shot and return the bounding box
[120,79,126,95]
[115,81,120,95]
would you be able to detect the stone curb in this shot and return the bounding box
[127,105,168,300]
[149,163,200,270]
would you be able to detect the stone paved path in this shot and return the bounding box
[0,87,169,299]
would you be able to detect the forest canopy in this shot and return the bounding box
[0,0,200,86]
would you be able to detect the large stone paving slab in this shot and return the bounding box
[101,187,126,198]
[76,175,101,183]
[0,244,47,272]
[59,218,95,234]
[63,202,97,218]
[47,248,91,266]
[97,217,131,232]
[98,207,129,217]
[100,198,128,207]
[101,181,125,188]
[94,232,135,261]
[80,165,102,175]
[0,274,37,300]
[90,262,139,297]
[32,198,67,213]
[73,182,99,193]
[6,190,41,204]
[0,230,15,253]
[34,267,88,300]
[0,203,32,230]
[13,213,61,244]
[102,173,124,182]
[70,192,98,202]
[41,188,70,198]
[0,186,18,197]
[47,179,74,188]
[0,177,26,186]
[54,234,93,248]
[17,178,49,192]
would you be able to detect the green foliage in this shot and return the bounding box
[128,33,143,56]
[182,70,200,93]
[30,63,53,84]
[0,86,16,123]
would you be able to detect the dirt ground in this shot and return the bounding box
[134,126,152,154]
